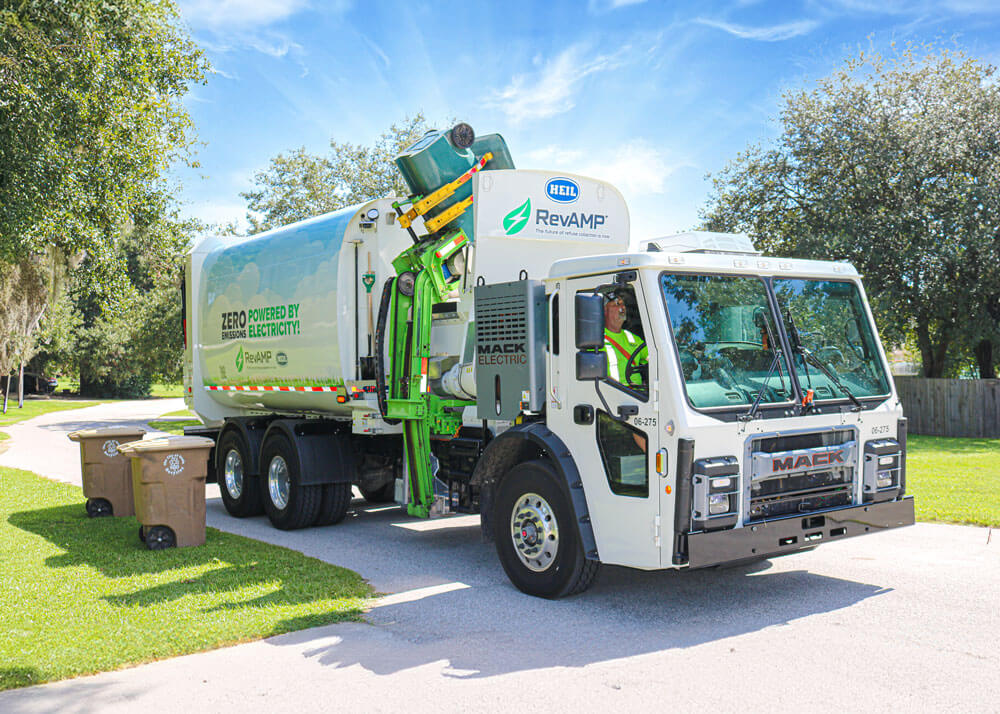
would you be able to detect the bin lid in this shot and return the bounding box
[68,426,148,442]
[117,435,215,454]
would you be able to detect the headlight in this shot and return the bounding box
[876,471,895,489]
[709,494,730,515]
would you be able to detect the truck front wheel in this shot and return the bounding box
[494,460,599,598]
[216,429,263,518]
[261,432,321,530]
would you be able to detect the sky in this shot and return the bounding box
[172,0,1000,243]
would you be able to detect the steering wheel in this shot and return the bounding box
[624,341,648,388]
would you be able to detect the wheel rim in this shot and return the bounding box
[510,492,559,572]
[223,448,244,499]
[268,455,290,510]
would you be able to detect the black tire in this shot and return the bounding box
[216,428,264,518]
[359,481,395,504]
[85,498,112,518]
[145,525,176,550]
[494,460,599,599]
[315,482,353,526]
[260,432,321,530]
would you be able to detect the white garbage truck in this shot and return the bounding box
[183,124,914,598]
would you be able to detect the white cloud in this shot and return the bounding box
[486,44,629,123]
[523,141,690,198]
[177,0,314,31]
[588,0,647,12]
[695,18,820,41]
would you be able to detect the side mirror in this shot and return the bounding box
[576,351,607,381]
[575,293,604,349]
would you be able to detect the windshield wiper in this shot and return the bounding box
[800,347,864,411]
[740,348,784,422]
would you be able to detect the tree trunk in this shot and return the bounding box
[974,339,997,379]
[2,375,9,414]
[17,361,23,408]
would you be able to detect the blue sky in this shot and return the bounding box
[173,0,1000,242]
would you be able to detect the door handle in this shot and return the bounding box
[617,404,638,419]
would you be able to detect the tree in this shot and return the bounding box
[701,46,1000,378]
[0,258,48,412]
[0,1,207,261]
[242,114,430,233]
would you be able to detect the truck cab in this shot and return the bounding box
[533,233,912,579]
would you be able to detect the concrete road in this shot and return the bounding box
[1,401,998,713]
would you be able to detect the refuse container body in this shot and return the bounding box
[68,427,147,517]
[118,435,215,549]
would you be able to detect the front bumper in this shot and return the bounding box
[685,497,915,569]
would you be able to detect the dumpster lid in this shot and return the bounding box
[68,426,148,442]
[117,435,215,454]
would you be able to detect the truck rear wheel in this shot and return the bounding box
[217,429,263,518]
[261,432,321,530]
[494,460,599,598]
[315,482,352,526]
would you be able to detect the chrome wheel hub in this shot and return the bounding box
[223,448,244,499]
[510,492,559,572]
[268,455,290,510]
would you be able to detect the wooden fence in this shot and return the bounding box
[894,377,1000,438]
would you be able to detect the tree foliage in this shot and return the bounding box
[701,46,1000,378]
[242,114,430,233]
[0,0,207,262]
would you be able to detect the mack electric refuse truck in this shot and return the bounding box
[183,123,914,598]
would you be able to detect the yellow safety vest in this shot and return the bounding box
[604,328,647,385]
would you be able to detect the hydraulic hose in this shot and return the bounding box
[374,277,400,425]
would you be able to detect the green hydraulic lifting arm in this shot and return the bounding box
[377,228,473,518]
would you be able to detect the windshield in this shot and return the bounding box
[773,279,890,400]
[660,274,792,409]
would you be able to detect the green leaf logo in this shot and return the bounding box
[503,198,531,235]
[236,345,244,373]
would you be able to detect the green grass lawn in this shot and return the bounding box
[0,398,106,440]
[150,383,184,398]
[147,419,202,435]
[0,467,372,691]
[906,435,1000,527]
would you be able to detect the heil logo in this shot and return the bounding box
[545,177,579,204]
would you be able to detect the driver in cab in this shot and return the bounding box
[604,291,647,388]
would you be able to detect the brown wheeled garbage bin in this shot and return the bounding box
[67,427,147,518]
[118,435,215,550]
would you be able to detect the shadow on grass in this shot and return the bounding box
[8,503,369,617]
[0,667,43,690]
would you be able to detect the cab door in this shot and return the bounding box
[550,271,661,569]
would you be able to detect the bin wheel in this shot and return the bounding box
[138,526,145,543]
[145,526,176,550]
[494,460,599,599]
[85,498,113,518]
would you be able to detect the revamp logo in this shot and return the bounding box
[545,177,579,204]
[276,351,288,366]
[503,199,531,235]
[235,345,244,373]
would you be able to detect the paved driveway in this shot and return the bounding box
[1,401,997,713]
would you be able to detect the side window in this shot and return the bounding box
[594,284,648,394]
[597,411,648,497]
